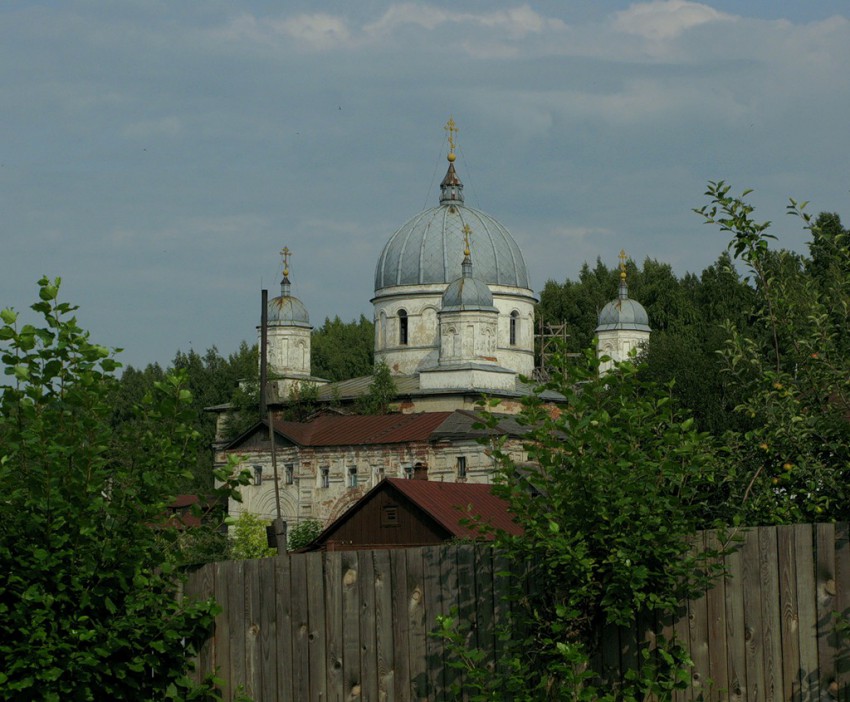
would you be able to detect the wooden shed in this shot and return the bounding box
[300,478,522,552]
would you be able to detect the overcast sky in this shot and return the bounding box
[3,1,849,369]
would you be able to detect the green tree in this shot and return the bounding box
[0,277,250,699]
[114,342,258,490]
[696,183,850,523]
[282,379,320,422]
[228,512,276,560]
[440,349,728,700]
[356,361,397,414]
[311,315,374,381]
[287,519,323,551]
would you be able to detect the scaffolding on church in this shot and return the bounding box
[533,319,579,382]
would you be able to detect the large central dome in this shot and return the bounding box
[374,161,530,292]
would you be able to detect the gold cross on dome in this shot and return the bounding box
[462,223,472,256]
[619,249,627,278]
[444,116,458,155]
[281,246,291,276]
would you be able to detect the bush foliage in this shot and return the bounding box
[440,184,850,699]
[0,277,250,700]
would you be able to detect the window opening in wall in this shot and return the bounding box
[253,464,263,485]
[347,466,358,488]
[285,463,294,485]
[382,505,400,527]
[399,309,408,345]
[404,465,414,479]
[320,466,330,488]
[510,310,519,346]
[456,456,467,479]
[375,466,385,482]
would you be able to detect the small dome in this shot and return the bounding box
[596,279,650,332]
[268,295,310,327]
[442,272,497,312]
[374,163,530,292]
[268,268,311,327]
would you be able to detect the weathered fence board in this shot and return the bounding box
[741,529,764,702]
[796,523,819,701]
[323,550,344,702]
[306,552,328,701]
[724,540,747,702]
[358,550,379,702]
[257,555,277,702]
[389,548,411,701]
[421,545,445,700]
[373,549,395,700]
[760,525,784,702]
[273,554,293,702]
[289,550,309,700]
[779,525,802,701]
[185,524,850,701]
[243,558,261,699]
[439,542,461,698]
[815,523,836,702]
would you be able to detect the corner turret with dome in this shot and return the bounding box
[259,247,326,396]
[372,118,537,377]
[596,250,651,374]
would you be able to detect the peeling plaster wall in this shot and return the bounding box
[218,437,526,530]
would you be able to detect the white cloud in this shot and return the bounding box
[366,3,565,39]
[278,13,353,51]
[363,4,449,34]
[210,4,566,55]
[613,0,732,41]
[211,12,353,51]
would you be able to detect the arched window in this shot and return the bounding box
[399,309,408,346]
[509,310,519,346]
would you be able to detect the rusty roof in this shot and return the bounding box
[385,478,523,539]
[305,478,523,550]
[272,412,453,447]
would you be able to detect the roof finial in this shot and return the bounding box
[461,223,473,278]
[444,116,458,163]
[280,246,292,297]
[439,117,464,205]
[618,249,629,300]
[281,246,291,278]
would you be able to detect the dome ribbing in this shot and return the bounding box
[374,163,530,292]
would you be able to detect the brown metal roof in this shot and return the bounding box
[272,412,453,447]
[302,477,523,551]
[385,478,522,539]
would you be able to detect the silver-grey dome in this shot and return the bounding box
[267,295,310,327]
[441,258,497,312]
[374,163,530,292]
[596,280,650,332]
[267,273,310,327]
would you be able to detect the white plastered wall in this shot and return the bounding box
[373,284,536,376]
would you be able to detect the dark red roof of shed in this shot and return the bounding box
[385,479,523,539]
[304,478,523,551]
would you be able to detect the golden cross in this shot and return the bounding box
[444,116,458,155]
[462,223,472,256]
[281,246,291,276]
[619,249,627,278]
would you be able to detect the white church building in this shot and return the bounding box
[219,124,650,529]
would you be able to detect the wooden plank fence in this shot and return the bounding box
[183,524,850,701]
